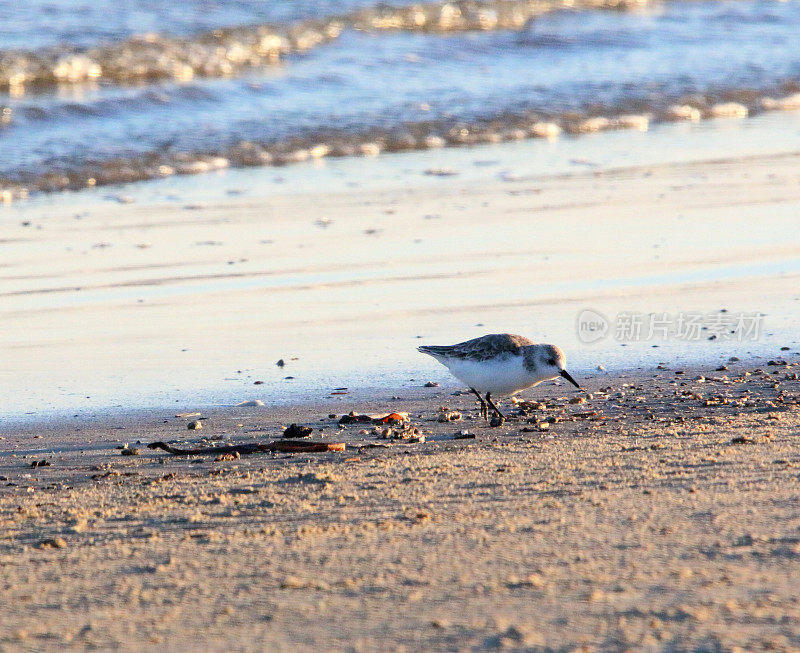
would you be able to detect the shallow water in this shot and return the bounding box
[2,0,800,198]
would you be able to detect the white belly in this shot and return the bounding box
[442,354,543,396]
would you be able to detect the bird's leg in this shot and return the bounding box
[469,387,488,420]
[485,392,505,419]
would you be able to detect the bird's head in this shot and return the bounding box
[534,344,580,388]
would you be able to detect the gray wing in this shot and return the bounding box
[418,333,535,361]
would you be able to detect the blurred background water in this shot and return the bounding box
[2,0,800,198]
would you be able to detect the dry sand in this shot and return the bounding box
[2,358,799,651]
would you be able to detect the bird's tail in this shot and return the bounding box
[417,345,452,358]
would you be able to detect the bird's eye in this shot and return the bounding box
[548,358,556,366]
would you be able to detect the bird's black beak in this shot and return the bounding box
[560,369,581,388]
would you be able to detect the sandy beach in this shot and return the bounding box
[3,109,800,653]
[5,1,800,649]
[2,357,799,651]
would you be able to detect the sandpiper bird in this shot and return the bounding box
[418,333,580,420]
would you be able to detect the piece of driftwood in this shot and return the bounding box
[147,440,346,456]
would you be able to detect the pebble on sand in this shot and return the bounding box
[339,412,373,425]
[438,410,462,422]
[283,424,314,438]
[38,537,67,549]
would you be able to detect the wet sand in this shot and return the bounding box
[1,358,800,651]
[2,138,800,416]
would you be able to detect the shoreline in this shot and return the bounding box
[0,352,796,432]
[8,109,800,212]
[5,89,800,202]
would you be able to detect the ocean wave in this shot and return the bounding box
[0,0,649,90]
[3,84,221,129]
[3,82,800,202]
